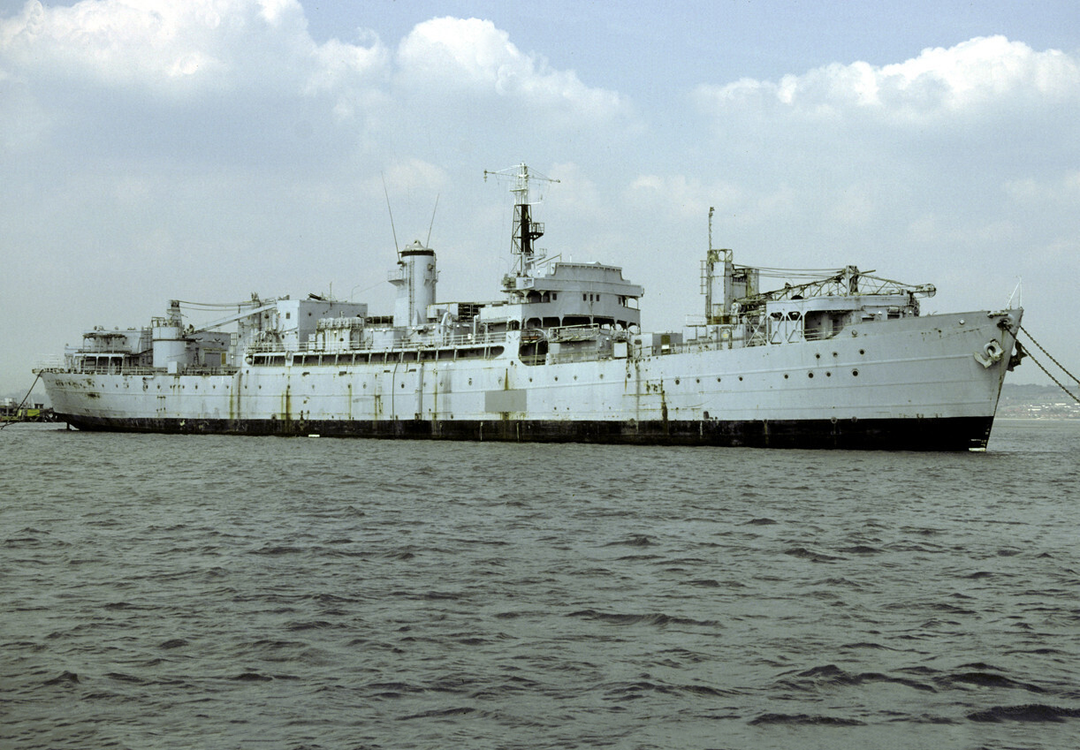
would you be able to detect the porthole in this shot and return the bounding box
[808,372,814,378]
[852,369,859,377]
[784,374,789,379]
[675,379,680,385]
[826,372,832,377]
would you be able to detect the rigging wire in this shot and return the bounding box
[173,300,263,309]
[382,172,400,258]
[751,267,846,276]
[0,372,42,431]
[426,194,440,247]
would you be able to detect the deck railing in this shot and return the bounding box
[35,356,239,377]
[37,318,860,376]
[248,329,509,354]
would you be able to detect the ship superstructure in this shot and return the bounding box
[38,164,1022,449]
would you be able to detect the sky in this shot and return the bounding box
[2,0,1078,398]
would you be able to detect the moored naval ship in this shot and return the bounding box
[38,164,1023,449]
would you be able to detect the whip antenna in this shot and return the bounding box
[426,194,440,247]
[381,173,400,258]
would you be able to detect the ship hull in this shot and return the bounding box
[57,413,994,451]
[40,309,1019,450]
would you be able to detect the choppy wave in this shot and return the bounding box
[2,422,1080,749]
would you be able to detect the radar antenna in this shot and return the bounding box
[484,163,560,276]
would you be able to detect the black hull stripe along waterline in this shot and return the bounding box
[58,415,994,451]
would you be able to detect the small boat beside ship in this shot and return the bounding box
[37,164,1023,449]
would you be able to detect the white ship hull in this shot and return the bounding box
[41,309,1019,450]
[37,164,1025,450]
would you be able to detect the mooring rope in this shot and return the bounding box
[0,372,42,431]
[1017,326,1080,405]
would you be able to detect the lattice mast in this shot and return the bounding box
[484,163,559,276]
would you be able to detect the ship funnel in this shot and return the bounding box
[152,300,189,369]
[390,240,437,327]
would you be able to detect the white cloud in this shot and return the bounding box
[1,6,1076,393]
[627,174,744,221]
[0,0,386,98]
[395,17,626,123]
[696,36,1080,124]
[378,157,449,196]
[678,34,1080,286]
[1005,171,1080,207]
[0,3,627,151]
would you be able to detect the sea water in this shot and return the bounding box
[2,420,1079,749]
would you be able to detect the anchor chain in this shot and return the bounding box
[1017,325,1080,405]
[1020,325,1079,386]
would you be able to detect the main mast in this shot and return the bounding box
[484,163,559,277]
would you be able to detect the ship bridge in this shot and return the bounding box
[495,261,643,330]
[482,163,643,332]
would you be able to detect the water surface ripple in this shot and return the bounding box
[3,421,1079,749]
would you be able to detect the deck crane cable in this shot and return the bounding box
[173,300,263,309]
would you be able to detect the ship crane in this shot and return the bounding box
[484,163,559,277]
[743,268,937,305]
